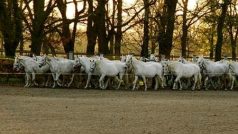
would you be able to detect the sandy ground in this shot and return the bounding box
[0,86,238,134]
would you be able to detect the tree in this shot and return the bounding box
[157,0,178,59]
[215,0,230,61]
[22,0,56,55]
[56,0,86,58]
[114,0,122,56]
[226,0,238,61]
[0,0,23,57]
[86,0,97,55]
[141,0,150,57]
[178,0,209,58]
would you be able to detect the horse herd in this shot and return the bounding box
[12,54,238,91]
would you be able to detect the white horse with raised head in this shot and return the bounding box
[13,55,49,87]
[163,60,201,90]
[89,57,127,89]
[125,55,165,91]
[74,56,100,88]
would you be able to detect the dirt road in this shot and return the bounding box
[0,86,237,134]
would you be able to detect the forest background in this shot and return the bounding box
[0,0,237,61]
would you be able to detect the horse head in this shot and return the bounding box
[13,56,24,71]
[73,57,82,71]
[89,59,97,73]
[120,55,126,62]
[178,56,187,64]
[161,61,170,75]
[125,55,133,67]
[149,54,158,62]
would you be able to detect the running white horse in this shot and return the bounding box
[218,60,237,90]
[74,56,99,88]
[125,55,165,91]
[228,61,238,90]
[177,57,202,89]
[42,56,75,88]
[89,57,127,89]
[13,55,49,87]
[163,61,201,90]
[197,57,230,90]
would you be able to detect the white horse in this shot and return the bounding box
[218,60,237,90]
[163,61,201,90]
[177,57,202,89]
[149,54,159,62]
[13,55,49,87]
[197,57,230,90]
[74,56,99,88]
[89,57,126,89]
[125,55,165,91]
[43,56,75,88]
[228,61,238,90]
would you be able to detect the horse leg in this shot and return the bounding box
[85,74,92,89]
[52,73,57,88]
[32,72,38,87]
[124,73,129,89]
[173,76,180,90]
[224,75,228,91]
[179,79,183,90]
[160,75,166,88]
[99,74,106,89]
[204,77,209,90]
[116,73,124,89]
[230,75,235,90]
[197,73,202,90]
[103,77,110,89]
[154,76,159,90]
[24,73,31,87]
[142,76,147,91]
[132,76,138,91]
[67,74,75,87]
[56,73,62,87]
[45,75,51,87]
[192,75,198,91]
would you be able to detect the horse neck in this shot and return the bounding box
[169,61,179,71]
[47,58,58,69]
[131,57,144,71]
[39,64,50,72]
[19,59,29,67]
[80,57,91,70]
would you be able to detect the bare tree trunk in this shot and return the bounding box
[96,0,110,55]
[0,0,23,57]
[158,0,178,59]
[215,0,230,61]
[86,0,96,55]
[114,0,122,56]
[209,31,214,59]
[181,0,188,58]
[141,0,150,58]
[231,40,236,61]
[181,26,188,58]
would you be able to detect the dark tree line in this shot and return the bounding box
[0,0,238,61]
